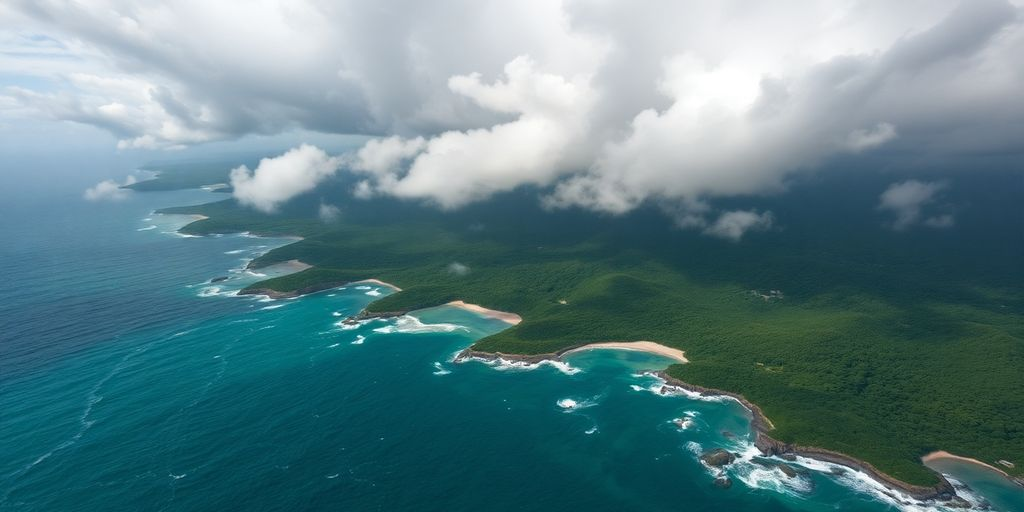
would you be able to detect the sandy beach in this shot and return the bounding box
[281,259,312,272]
[447,300,522,325]
[352,279,402,291]
[922,450,1011,477]
[561,341,688,363]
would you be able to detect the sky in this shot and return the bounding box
[2,0,1022,238]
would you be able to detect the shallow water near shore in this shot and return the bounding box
[1,190,1021,511]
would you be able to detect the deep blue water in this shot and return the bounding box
[1,188,1021,511]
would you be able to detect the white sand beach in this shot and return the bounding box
[351,279,402,291]
[446,300,523,325]
[561,341,688,363]
[922,450,1011,477]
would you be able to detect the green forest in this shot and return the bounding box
[156,167,1024,487]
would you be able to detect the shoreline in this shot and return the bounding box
[446,301,522,325]
[353,279,403,291]
[216,259,1022,502]
[456,340,689,367]
[239,271,402,300]
[654,372,971,504]
[922,451,1019,481]
[560,341,688,363]
[186,232,1018,503]
[454,346,972,504]
[281,259,312,272]
[160,202,1023,506]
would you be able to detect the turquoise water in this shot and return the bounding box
[1,190,1021,511]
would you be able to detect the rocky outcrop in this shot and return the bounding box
[753,433,966,502]
[455,341,657,365]
[455,349,561,364]
[655,372,970,504]
[353,310,407,321]
[701,449,737,467]
[712,477,732,489]
[237,287,299,299]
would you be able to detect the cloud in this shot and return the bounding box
[702,210,775,242]
[352,136,427,176]
[318,203,341,222]
[231,144,340,212]
[83,174,136,201]
[447,262,470,276]
[349,56,596,208]
[845,123,898,152]
[925,214,955,228]
[878,180,953,230]
[7,0,1024,224]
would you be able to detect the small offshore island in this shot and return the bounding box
[143,164,1024,507]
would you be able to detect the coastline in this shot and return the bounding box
[212,258,1019,503]
[653,372,968,504]
[560,341,688,363]
[922,451,1019,481]
[281,259,312,273]
[158,193,1023,507]
[456,340,690,367]
[238,270,401,300]
[446,300,522,325]
[454,344,970,504]
[353,279,403,291]
[182,221,1017,504]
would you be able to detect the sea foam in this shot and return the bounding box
[557,395,600,412]
[462,355,582,375]
[372,315,467,335]
[197,286,222,297]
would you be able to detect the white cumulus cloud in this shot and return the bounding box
[878,180,954,230]
[702,210,775,242]
[83,175,137,201]
[6,0,1024,229]
[350,56,597,208]
[231,144,340,213]
[318,203,341,222]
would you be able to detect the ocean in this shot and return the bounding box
[1,187,1021,512]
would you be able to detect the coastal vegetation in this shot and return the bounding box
[156,168,1024,487]
[125,160,240,192]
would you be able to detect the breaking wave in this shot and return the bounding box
[372,315,468,335]
[458,352,582,376]
[197,286,222,297]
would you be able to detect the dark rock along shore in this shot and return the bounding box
[232,279,983,506]
[454,347,973,505]
[653,372,969,505]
